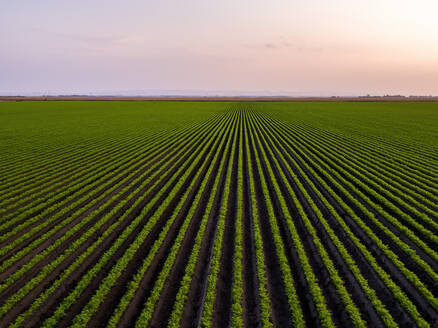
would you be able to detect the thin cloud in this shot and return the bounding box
[264,43,277,49]
[253,38,386,54]
[54,32,127,45]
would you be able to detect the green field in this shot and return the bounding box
[0,101,437,327]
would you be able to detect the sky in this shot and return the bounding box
[1,1,438,96]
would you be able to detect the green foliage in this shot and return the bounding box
[1,100,437,328]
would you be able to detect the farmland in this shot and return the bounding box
[0,100,437,327]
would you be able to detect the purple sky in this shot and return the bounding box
[1,1,438,96]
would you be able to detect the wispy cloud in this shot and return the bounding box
[250,39,326,53]
[53,32,128,46]
[251,37,385,55]
[264,43,277,49]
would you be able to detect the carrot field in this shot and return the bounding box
[0,101,437,327]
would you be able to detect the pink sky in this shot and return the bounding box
[1,0,438,96]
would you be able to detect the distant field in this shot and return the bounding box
[0,101,437,327]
